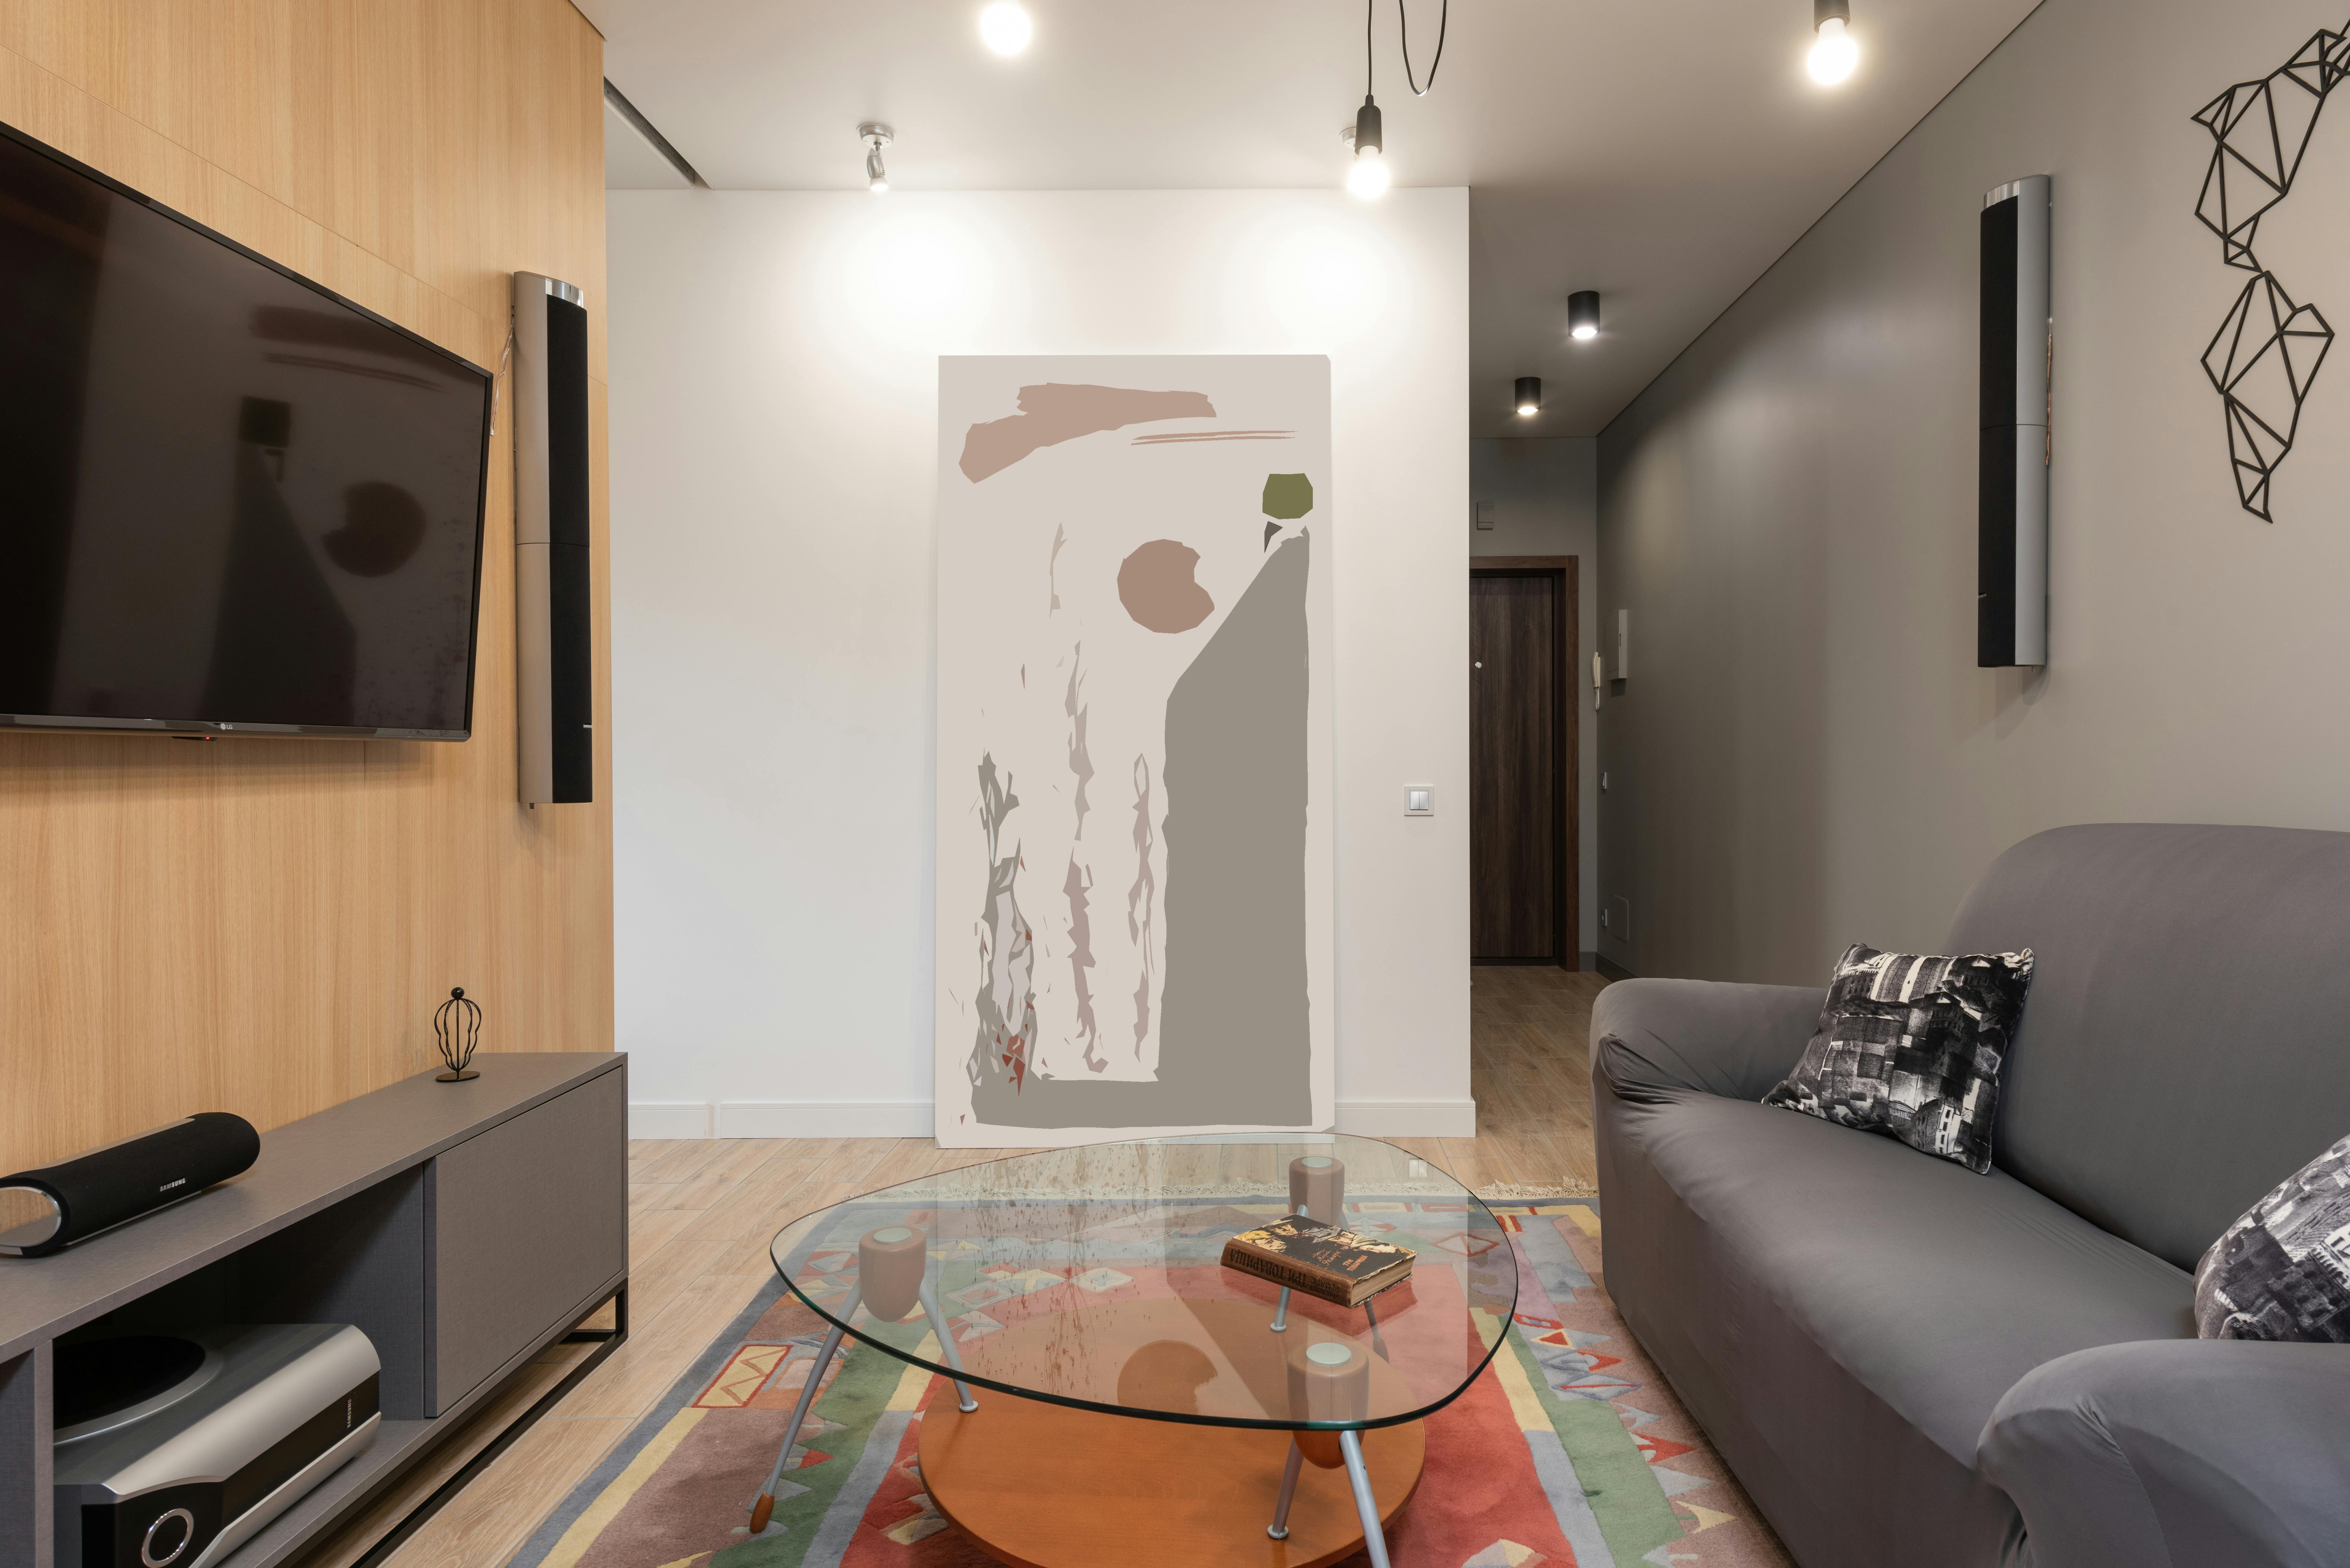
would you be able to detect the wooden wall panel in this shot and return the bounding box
[0,0,613,1174]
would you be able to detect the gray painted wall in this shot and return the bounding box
[1471,437,1599,954]
[1597,0,2350,984]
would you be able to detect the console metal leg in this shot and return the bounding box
[1339,1430,1392,1568]
[1270,1286,1292,1333]
[917,1281,979,1412]
[749,1284,860,1534]
[1266,1437,1304,1540]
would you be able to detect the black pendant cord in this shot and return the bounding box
[1364,0,1374,96]
[1398,0,1448,95]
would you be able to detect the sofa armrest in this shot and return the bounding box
[1589,977,1823,1105]
[1978,1339,2350,1568]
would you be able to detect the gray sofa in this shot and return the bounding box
[1590,823,2350,1568]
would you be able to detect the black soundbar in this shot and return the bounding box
[0,1112,259,1256]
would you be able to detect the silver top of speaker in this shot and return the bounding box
[1984,174,2051,209]
[518,270,585,307]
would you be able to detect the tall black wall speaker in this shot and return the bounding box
[0,1113,260,1256]
[1979,175,2051,668]
[513,271,593,804]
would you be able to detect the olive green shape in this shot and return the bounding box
[1262,473,1314,519]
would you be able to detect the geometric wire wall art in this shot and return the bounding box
[2193,21,2348,521]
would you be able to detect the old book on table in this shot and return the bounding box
[1221,1214,1415,1307]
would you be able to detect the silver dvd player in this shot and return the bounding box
[55,1324,380,1568]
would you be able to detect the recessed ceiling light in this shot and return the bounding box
[979,3,1033,56]
[1809,1,1859,85]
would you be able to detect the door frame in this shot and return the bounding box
[1469,557,1578,968]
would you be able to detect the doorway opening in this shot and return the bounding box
[1469,559,1577,967]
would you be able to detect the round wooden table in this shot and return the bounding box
[916,1300,1426,1568]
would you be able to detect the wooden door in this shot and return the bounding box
[1470,565,1574,963]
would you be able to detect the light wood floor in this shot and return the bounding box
[296,966,1612,1568]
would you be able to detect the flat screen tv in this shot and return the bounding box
[0,121,492,741]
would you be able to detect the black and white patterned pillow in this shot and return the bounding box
[2194,1132,2350,1341]
[1763,944,2035,1174]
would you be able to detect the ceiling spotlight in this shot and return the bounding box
[860,122,892,192]
[1515,377,1542,418]
[1809,0,1859,85]
[979,3,1033,56]
[1568,290,1601,341]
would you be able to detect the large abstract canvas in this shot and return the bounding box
[935,356,1333,1146]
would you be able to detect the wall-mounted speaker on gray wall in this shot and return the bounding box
[1979,175,2050,669]
[513,271,593,804]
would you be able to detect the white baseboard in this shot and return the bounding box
[1334,1098,1478,1139]
[628,1101,714,1139]
[718,1100,935,1139]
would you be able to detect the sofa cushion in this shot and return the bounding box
[1763,943,2034,1174]
[1943,823,2350,1271]
[2195,1128,2350,1341]
[1621,1081,2191,1465]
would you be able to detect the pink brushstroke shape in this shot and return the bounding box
[959,383,1216,482]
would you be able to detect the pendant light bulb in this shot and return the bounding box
[1809,14,1859,85]
[1346,96,1388,199]
[860,122,892,193]
[978,3,1033,57]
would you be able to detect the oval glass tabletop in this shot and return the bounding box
[766,1134,1516,1432]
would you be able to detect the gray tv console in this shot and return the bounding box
[0,1053,628,1568]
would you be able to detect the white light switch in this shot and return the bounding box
[1404,786,1434,817]
[1474,501,1496,531]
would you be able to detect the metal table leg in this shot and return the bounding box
[1270,1286,1292,1332]
[748,1284,861,1534]
[1265,1437,1305,1539]
[918,1280,979,1412]
[1339,1430,1392,1568]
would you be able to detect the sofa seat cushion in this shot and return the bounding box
[1639,1088,2194,1464]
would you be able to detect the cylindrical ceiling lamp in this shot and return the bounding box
[1568,290,1601,340]
[1810,0,1858,85]
[1515,377,1541,417]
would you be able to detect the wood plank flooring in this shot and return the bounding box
[295,966,1612,1568]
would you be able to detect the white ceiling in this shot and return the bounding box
[586,0,2038,437]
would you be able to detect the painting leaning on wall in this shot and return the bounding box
[934,355,1335,1147]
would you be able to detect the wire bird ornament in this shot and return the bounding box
[434,987,483,1083]
[2192,21,2350,522]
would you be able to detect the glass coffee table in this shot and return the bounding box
[759,1135,1514,1567]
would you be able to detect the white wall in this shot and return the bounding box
[609,188,1471,1139]
[1597,0,2350,984]
[1470,437,1600,955]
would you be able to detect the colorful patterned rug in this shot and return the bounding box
[510,1197,1789,1568]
